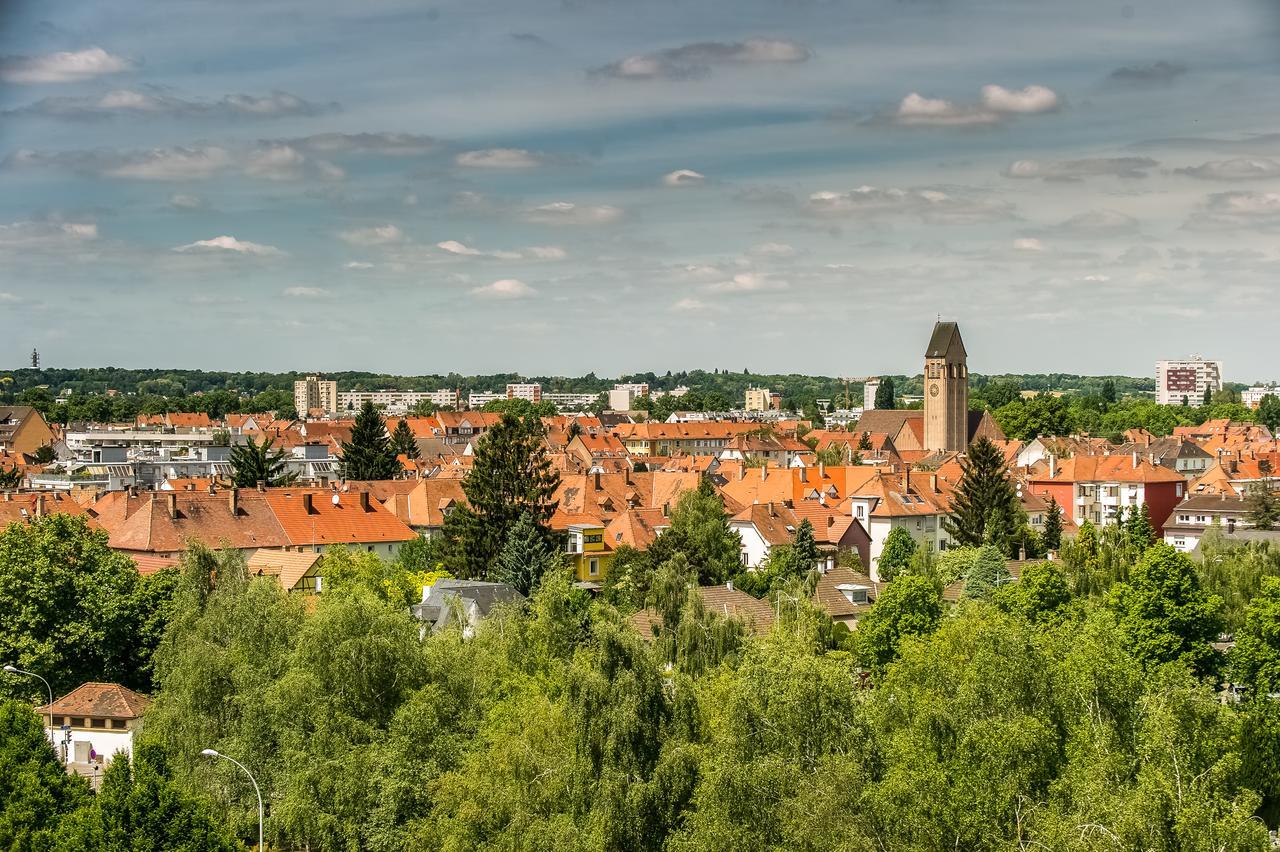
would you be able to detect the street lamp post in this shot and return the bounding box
[4,665,55,754]
[201,749,263,852]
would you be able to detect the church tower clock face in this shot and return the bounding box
[929,383,940,397]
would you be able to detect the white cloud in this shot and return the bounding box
[173,235,284,256]
[981,84,1061,114]
[1187,191,1280,229]
[103,146,233,180]
[169,193,206,210]
[0,47,130,84]
[1013,238,1045,252]
[437,239,485,257]
[663,169,706,187]
[0,221,98,248]
[338,224,404,245]
[0,292,21,303]
[523,202,623,225]
[11,89,333,119]
[526,246,567,260]
[283,286,330,298]
[894,93,998,127]
[436,240,566,261]
[1051,210,1140,237]
[807,186,1013,223]
[1174,158,1280,180]
[705,272,789,293]
[344,261,375,270]
[749,241,796,257]
[593,39,809,80]
[1081,274,1111,282]
[470,278,537,299]
[892,85,1060,127]
[245,144,307,181]
[671,297,709,310]
[1004,157,1155,181]
[455,148,547,168]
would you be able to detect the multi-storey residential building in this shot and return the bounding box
[1156,357,1223,406]
[609,383,649,411]
[543,392,598,411]
[863,379,881,411]
[467,391,502,408]
[1027,453,1186,535]
[294,376,338,416]
[0,406,53,455]
[1243,385,1279,409]
[337,389,457,414]
[1163,492,1257,552]
[744,387,771,412]
[506,383,542,402]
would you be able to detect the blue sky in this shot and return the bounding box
[1,0,1279,381]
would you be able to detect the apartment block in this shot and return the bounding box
[294,376,338,416]
[1155,357,1223,406]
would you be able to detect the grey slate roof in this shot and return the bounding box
[925,321,965,358]
[411,579,525,632]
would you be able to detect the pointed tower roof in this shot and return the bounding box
[925,321,966,358]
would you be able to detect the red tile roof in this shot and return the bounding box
[39,682,150,720]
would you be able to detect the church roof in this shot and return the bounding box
[925,321,965,358]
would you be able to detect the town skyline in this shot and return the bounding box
[3,0,1280,377]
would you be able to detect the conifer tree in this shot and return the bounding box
[1127,503,1156,553]
[444,413,559,578]
[963,544,1010,600]
[1042,495,1063,550]
[228,434,295,487]
[339,401,402,480]
[391,418,420,461]
[874,378,897,410]
[1203,385,1213,407]
[1249,481,1278,531]
[489,510,554,595]
[792,519,819,575]
[943,437,1019,552]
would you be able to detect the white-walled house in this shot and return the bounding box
[39,682,149,787]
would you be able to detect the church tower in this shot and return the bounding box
[923,321,968,453]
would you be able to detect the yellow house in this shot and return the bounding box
[566,522,614,584]
[0,405,54,455]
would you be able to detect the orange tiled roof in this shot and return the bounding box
[1029,454,1186,484]
[264,489,416,546]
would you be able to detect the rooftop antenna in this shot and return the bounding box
[30,348,39,369]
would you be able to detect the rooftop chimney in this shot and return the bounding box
[303,493,314,514]
[1131,450,1139,469]
[166,492,178,520]
[34,494,44,519]
[930,473,939,493]
[818,462,825,479]
[594,470,601,490]
[760,461,768,481]
[360,491,371,512]
[257,480,266,492]
[228,487,239,517]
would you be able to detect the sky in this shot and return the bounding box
[1,0,1279,381]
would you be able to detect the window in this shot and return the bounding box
[588,559,599,577]
[110,719,127,730]
[90,718,106,729]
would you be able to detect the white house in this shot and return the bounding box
[39,682,150,787]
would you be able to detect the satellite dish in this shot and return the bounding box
[332,493,340,506]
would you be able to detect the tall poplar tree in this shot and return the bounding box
[339,401,402,480]
[943,437,1019,552]
[874,377,897,410]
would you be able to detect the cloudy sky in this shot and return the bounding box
[1,0,1279,381]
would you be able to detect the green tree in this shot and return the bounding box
[227,434,295,488]
[855,574,942,673]
[962,544,1010,599]
[390,418,420,462]
[646,479,741,585]
[874,377,896,410]
[1230,575,1280,698]
[55,745,239,852]
[1109,544,1224,676]
[1258,394,1280,433]
[791,519,819,575]
[0,699,87,851]
[993,559,1071,623]
[1203,385,1214,407]
[0,515,176,698]
[1248,481,1278,531]
[876,526,917,581]
[943,437,1020,552]
[1101,378,1117,405]
[1126,502,1156,552]
[489,510,555,596]
[443,412,560,578]
[339,400,402,480]
[1042,495,1063,550]
[0,463,21,488]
